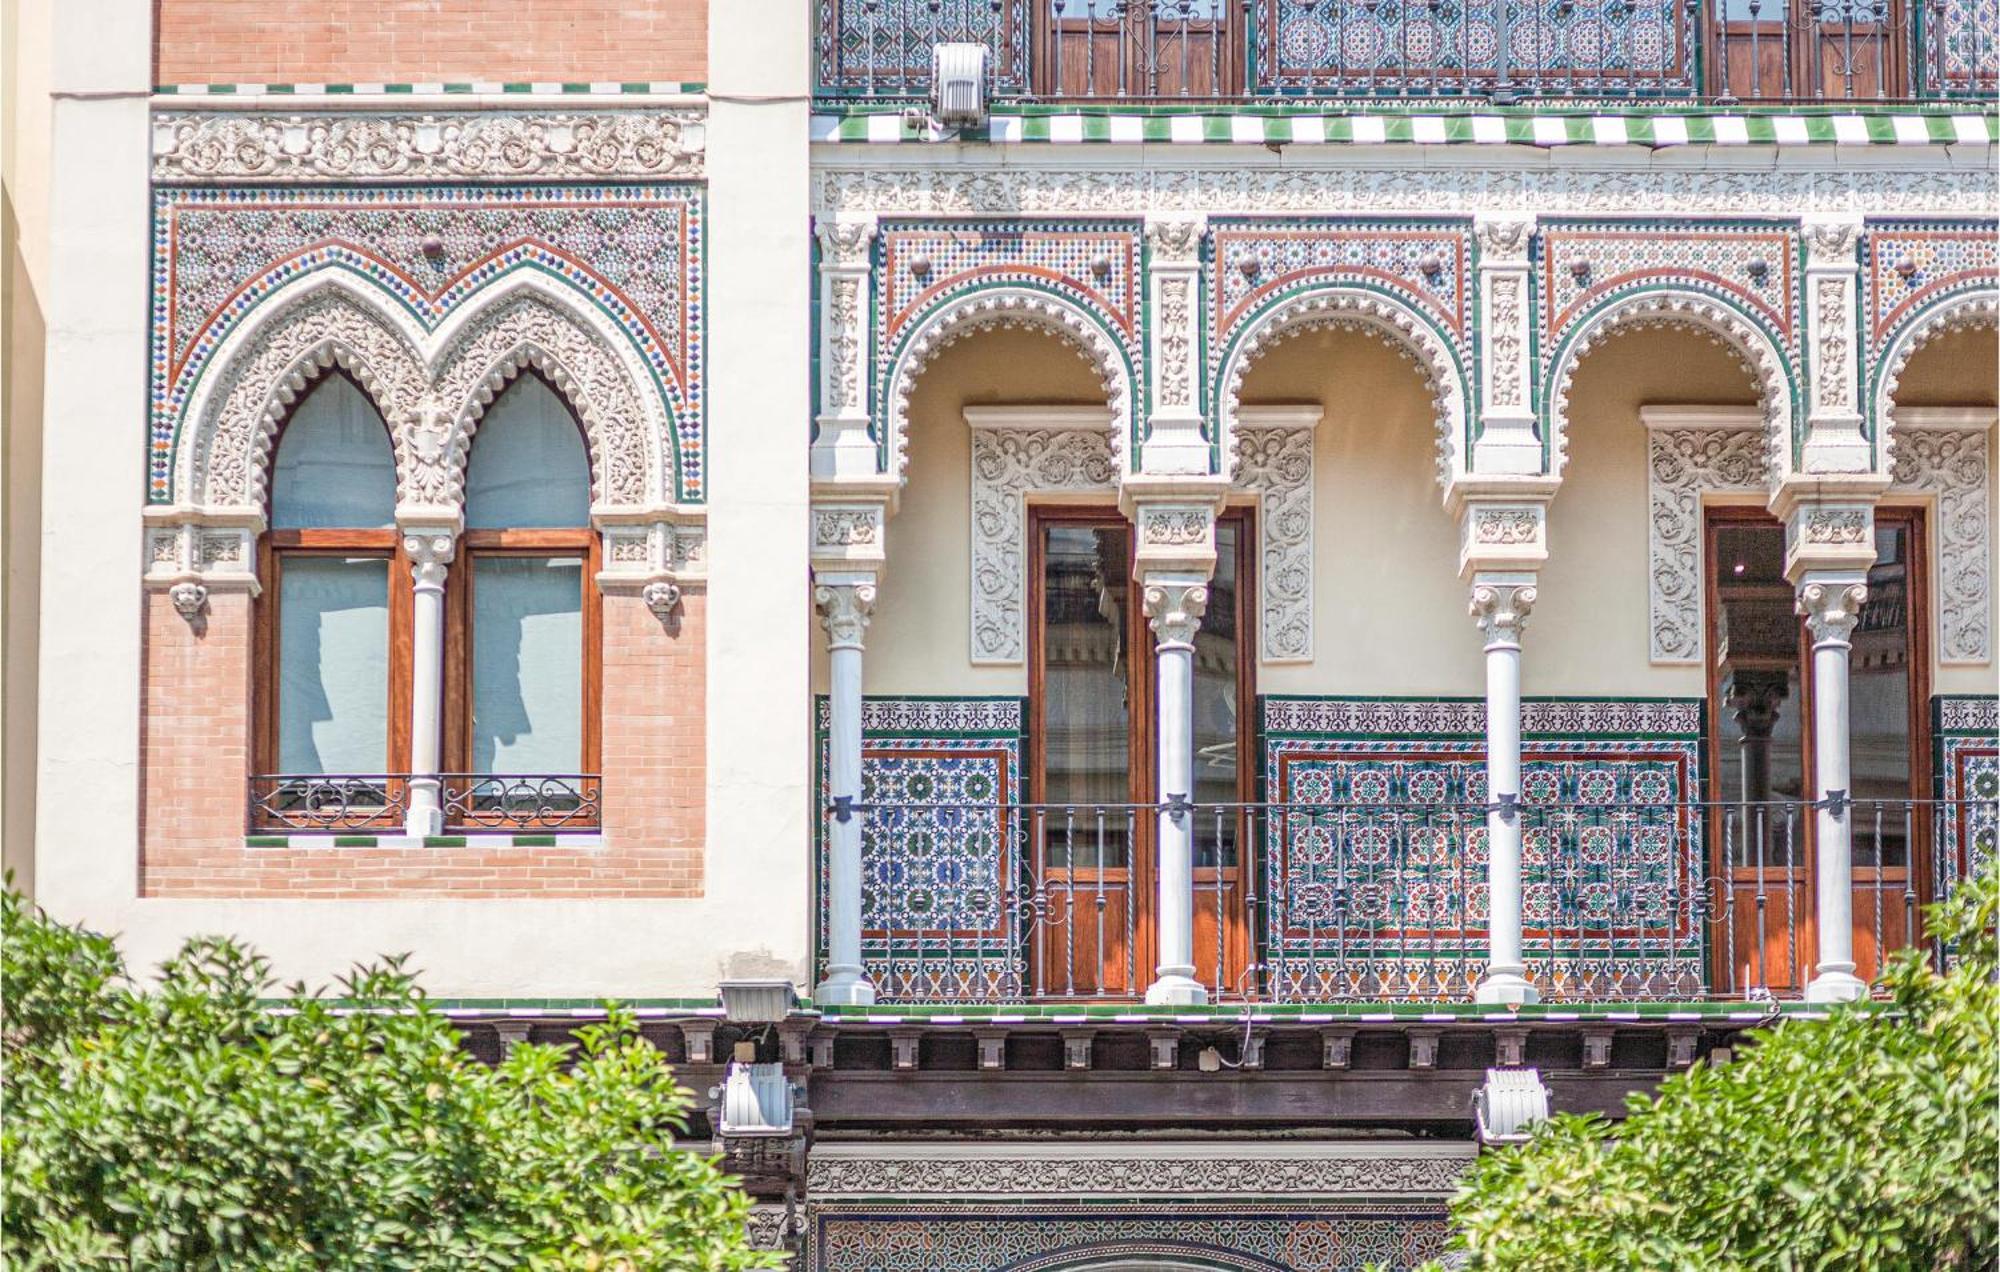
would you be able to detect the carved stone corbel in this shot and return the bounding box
[142,508,264,627]
[596,508,706,627]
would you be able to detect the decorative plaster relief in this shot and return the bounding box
[968,407,1317,665]
[1646,410,1991,664]
[804,1146,1471,1198]
[152,109,705,183]
[814,168,2000,219]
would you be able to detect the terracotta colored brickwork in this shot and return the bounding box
[141,587,706,899]
[153,0,706,85]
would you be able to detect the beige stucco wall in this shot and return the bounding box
[849,320,1995,707]
[4,0,51,892]
[813,328,1107,698]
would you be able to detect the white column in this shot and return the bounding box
[1799,575,1870,1003]
[814,576,878,1007]
[1142,575,1209,1006]
[402,530,454,838]
[1471,577,1539,1006]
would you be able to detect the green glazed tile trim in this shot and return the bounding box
[155,81,706,97]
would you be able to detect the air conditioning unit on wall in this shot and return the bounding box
[931,43,990,128]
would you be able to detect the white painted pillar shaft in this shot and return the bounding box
[1472,578,1539,1006]
[815,579,877,1007]
[1143,577,1208,1006]
[1802,577,1868,1003]
[403,533,452,838]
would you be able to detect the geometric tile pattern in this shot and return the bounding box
[876,219,1140,358]
[1538,221,1798,353]
[1862,222,1999,355]
[1925,0,2000,95]
[811,1205,1452,1272]
[815,0,1029,96]
[1257,0,1696,95]
[150,185,705,502]
[1261,697,1706,1000]
[1934,695,1999,887]
[815,697,1027,1000]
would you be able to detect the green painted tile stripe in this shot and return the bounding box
[156,81,705,96]
[809,108,1993,146]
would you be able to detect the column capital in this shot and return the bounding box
[1796,574,1869,646]
[1726,668,1792,736]
[399,524,458,590]
[814,573,879,651]
[815,215,879,270]
[1141,575,1210,649]
[1469,573,1538,648]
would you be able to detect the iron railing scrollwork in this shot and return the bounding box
[815,0,1994,98]
[825,795,1982,1005]
[250,773,601,833]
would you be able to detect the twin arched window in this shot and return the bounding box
[257,373,598,829]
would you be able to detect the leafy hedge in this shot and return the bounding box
[1,890,776,1271]
[1430,863,2000,1271]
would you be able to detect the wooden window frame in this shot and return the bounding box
[441,529,604,789]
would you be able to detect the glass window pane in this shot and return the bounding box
[1851,522,1914,866]
[1712,523,1807,867]
[472,555,583,774]
[278,556,390,773]
[1194,521,1241,867]
[465,378,590,529]
[271,377,396,529]
[1041,524,1132,868]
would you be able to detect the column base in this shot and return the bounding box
[1803,967,1869,1004]
[813,967,877,1008]
[403,798,443,839]
[1144,973,1209,1007]
[1475,969,1541,1006]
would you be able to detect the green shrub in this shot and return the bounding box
[1,890,776,1271]
[1429,863,2000,1271]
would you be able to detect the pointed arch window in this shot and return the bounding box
[253,374,412,829]
[442,374,602,829]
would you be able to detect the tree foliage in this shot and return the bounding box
[1,889,775,1271]
[1431,863,2000,1271]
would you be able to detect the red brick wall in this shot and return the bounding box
[140,586,706,899]
[153,0,707,85]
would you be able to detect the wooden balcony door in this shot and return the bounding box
[1705,507,1931,996]
[1029,508,1255,999]
[1708,0,1909,100]
[1038,0,1244,99]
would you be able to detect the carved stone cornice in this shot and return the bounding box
[151,108,706,183]
[803,1145,1473,1199]
[813,167,2000,219]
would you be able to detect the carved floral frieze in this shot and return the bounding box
[152,108,705,183]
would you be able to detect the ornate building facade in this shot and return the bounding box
[6,0,1996,1265]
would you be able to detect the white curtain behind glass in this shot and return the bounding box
[278,558,390,773]
[465,377,590,529]
[270,376,396,529]
[472,557,583,774]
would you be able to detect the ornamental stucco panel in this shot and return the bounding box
[150,184,705,507]
[1646,414,1992,665]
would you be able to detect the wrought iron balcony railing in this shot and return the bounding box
[250,774,601,833]
[815,0,1996,101]
[824,796,1984,1004]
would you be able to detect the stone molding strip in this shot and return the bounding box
[804,1141,1476,1199]
[812,109,1997,148]
[158,81,704,96]
[152,107,705,182]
